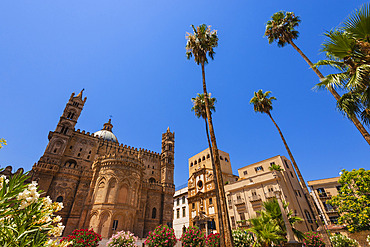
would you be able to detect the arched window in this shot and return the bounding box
[152,208,157,219]
[56,196,63,202]
[198,158,201,163]
[168,144,172,151]
[202,156,205,161]
[195,160,197,165]
[207,154,210,159]
[220,156,223,160]
[149,177,156,183]
[190,162,193,167]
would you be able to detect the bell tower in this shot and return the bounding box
[55,89,87,135]
[160,127,174,185]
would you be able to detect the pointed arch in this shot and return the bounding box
[105,178,117,203]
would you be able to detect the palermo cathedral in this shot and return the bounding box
[30,90,175,238]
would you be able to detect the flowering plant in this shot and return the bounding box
[232,229,254,247]
[302,231,325,247]
[180,226,205,247]
[367,235,370,246]
[330,234,358,247]
[206,233,220,247]
[144,225,177,247]
[0,172,67,247]
[61,229,101,247]
[107,230,138,247]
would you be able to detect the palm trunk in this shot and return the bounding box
[267,112,332,246]
[201,62,234,247]
[204,118,225,240]
[288,39,370,146]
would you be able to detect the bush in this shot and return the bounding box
[107,230,138,247]
[330,234,358,247]
[0,172,67,247]
[232,229,254,247]
[60,229,102,247]
[302,231,325,247]
[180,226,205,247]
[144,225,177,247]
[205,233,220,247]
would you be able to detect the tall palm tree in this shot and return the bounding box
[265,11,370,145]
[250,90,331,246]
[191,93,224,235]
[315,4,370,126]
[186,24,234,247]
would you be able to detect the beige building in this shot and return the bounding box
[224,155,317,233]
[187,148,238,235]
[30,90,175,238]
[307,177,340,225]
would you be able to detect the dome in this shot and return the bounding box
[94,130,118,142]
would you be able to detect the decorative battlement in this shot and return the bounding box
[0,166,33,183]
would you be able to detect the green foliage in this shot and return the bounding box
[248,199,303,246]
[327,168,370,233]
[250,90,276,115]
[314,3,370,126]
[232,229,254,247]
[205,233,220,247]
[265,11,301,47]
[330,234,358,247]
[180,226,205,247]
[107,230,138,247]
[61,229,102,247]
[144,225,177,247]
[191,93,217,120]
[0,139,6,149]
[0,172,67,247]
[186,24,218,65]
[269,164,283,172]
[302,231,325,247]
[367,234,370,245]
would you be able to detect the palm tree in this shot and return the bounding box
[250,89,331,245]
[314,4,370,127]
[186,24,234,246]
[248,199,303,246]
[191,93,224,236]
[265,11,370,145]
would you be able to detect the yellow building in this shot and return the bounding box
[307,177,340,225]
[225,155,316,233]
[187,148,238,235]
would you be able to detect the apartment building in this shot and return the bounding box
[173,186,189,239]
[307,177,341,225]
[224,155,316,233]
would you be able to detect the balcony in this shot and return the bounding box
[326,208,338,214]
[249,195,261,202]
[236,220,249,227]
[318,191,331,199]
[234,198,245,206]
[265,192,275,199]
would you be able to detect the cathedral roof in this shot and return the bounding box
[94,119,118,142]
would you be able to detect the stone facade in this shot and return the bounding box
[225,155,316,234]
[187,148,238,235]
[30,90,175,238]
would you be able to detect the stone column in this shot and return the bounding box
[274,190,300,246]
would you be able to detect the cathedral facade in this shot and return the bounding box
[31,90,175,238]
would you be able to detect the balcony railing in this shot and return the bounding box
[265,192,275,199]
[318,191,331,199]
[249,195,261,202]
[234,198,245,205]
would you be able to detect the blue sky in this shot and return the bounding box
[0,0,369,187]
